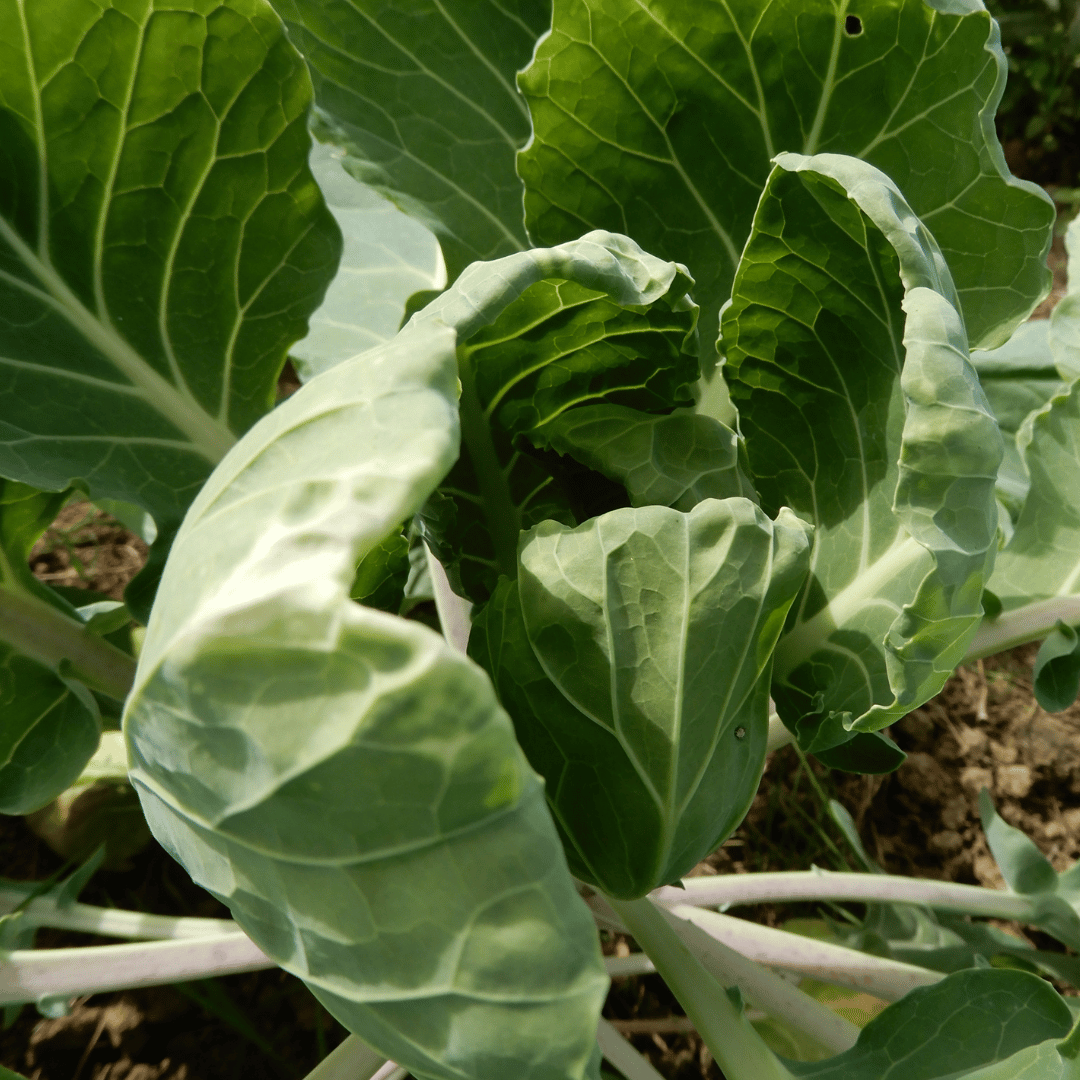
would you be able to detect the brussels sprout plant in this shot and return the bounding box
[3,0,1080,1077]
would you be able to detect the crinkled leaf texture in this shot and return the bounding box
[787,969,1076,1079]
[470,499,812,899]
[533,405,758,511]
[970,321,1064,529]
[411,231,699,604]
[518,0,1053,355]
[292,142,446,381]
[987,378,1080,628]
[0,0,341,527]
[124,324,607,1080]
[271,0,549,280]
[722,154,1002,760]
[984,214,1080,647]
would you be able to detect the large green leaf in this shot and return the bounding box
[788,969,1075,1079]
[722,154,1002,753]
[986,380,1080,622]
[291,141,445,380]
[470,498,812,898]
[532,404,757,510]
[271,0,549,281]
[518,0,1054,354]
[970,321,1064,526]
[0,481,135,814]
[411,231,699,603]
[124,322,607,1080]
[0,0,341,527]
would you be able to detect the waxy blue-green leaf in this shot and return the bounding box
[1052,217,1080,382]
[971,321,1065,526]
[124,322,607,1080]
[1033,621,1080,713]
[0,0,341,527]
[471,498,812,898]
[984,378,1080,644]
[974,792,1080,951]
[518,0,1055,354]
[722,154,1002,750]
[291,142,446,381]
[411,232,699,603]
[533,404,757,510]
[787,969,1075,1079]
[349,525,411,613]
[271,0,549,282]
[0,481,136,813]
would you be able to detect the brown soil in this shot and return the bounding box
[28,501,148,602]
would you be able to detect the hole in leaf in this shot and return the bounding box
[845,14,863,35]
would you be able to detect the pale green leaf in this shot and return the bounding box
[0,0,341,527]
[518,0,1054,354]
[272,0,549,280]
[1052,217,1080,381]
[471,498,812,898]
[533,404,757,510]
[986,380,1080,618]
[970,320,1064,524]
[787,969,1074,1080]
[124,322,607,1080]
[292,141,445,381]
[722,154,1002,750]
[412,231,699,603]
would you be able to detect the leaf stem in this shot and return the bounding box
[0,587,136,700]
[456,354,521,579]
[0,886,238,940]
[597,1019,666,1080]
[665,905,940,1001]
[651,870,1037,921]
[0,934,273,1005]
[965,598,1080,660]
[606,896,793,1080]
[424,544,472,653]
[301,1036,389,1080]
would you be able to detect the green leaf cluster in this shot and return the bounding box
[5,0,1080,1078]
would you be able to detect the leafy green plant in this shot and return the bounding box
[4,1,1080,1079]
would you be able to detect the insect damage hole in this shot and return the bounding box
[845,14,863,36]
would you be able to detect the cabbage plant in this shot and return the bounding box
[3,0,1080,1078]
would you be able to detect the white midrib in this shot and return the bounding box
[802,0,847,156]
[772,533,922,678]
[0,214,236,464]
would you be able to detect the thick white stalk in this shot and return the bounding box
[0,889,238,940]
[965,598,1080,660]
[663,910,859,1053]
[766,711,795,753]
[425,544,472,654]
[607,896,794,1080]
[669,906,941,1001]
[605,953,656,977]
[651,870,1036,921]
[0,933,273,1004]
[597,1019,667,1080]
[302,1036,389,1080]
